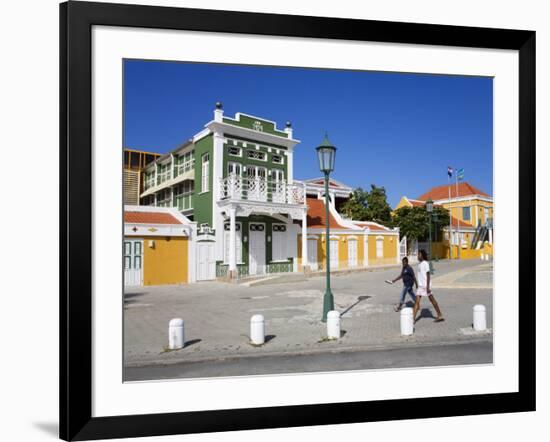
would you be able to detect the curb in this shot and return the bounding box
[124,335,493,369]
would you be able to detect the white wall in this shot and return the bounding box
[0,1,547,441]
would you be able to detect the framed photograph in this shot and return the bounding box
[60,1,535,440]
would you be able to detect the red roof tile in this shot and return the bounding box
[306,198,349,229]
[408,199,429,207]
[418,182,489,201]
[311,180,344,188]
[125,211,182,225]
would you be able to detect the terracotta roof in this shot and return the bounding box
[306,198,349,229]
[125,211,182,225]
[408,198,430,207]
[418,182,489,201]
[311,179,345,188]
[353,221,389,231]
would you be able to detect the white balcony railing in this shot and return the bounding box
[219,175,305,205]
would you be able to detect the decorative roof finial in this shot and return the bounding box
[320,132,334,147]
[215,101,223,110]
[285,121,292,128]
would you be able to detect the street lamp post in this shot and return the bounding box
[316,134,337,322]
[426,199,434,273]
[433,212,439,261]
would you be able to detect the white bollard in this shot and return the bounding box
[168,318,185,350]
[473,305,487,331]
[327,310,341,339]
[400,307,414,336]
[250,314,265,345]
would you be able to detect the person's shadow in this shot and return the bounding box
[415,308,435,322]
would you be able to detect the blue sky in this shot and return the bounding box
[124,60,493,207]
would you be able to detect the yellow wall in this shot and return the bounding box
[394,196,493,227]
[439,198,493,225]
[394,196,412,211]
[368,234,398,266]
[434,241,493,260]
[297,234,367,271]
[142,236,188,286]
[297,233,399,271]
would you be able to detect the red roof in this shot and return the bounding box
[306,198,349,229]
[124,211,182,225]
[311,180,344,188]
[418,182,489,201]
[408,199,429,207]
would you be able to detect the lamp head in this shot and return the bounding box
[316,133,336,173]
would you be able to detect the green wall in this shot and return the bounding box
[223,114,289,138]
[193,134,213,227]
[234,215,291,265]
[223,140,288,180]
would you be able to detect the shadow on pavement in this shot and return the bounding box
[340,295,371,317]
[185,338,202,347]
[416,308,436,322]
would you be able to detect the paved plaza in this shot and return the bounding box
[124,259,493,378]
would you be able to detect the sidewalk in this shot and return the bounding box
[124,260,493,368]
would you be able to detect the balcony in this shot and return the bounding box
[141,168,194,198]
[218,175,305,205]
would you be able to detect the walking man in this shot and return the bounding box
[390,257,417,312]
[413,249,444,322]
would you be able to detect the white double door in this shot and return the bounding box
[249,223,266,275]
[124,239,143,286]
[329,239,339,269]
[247,167,267,201]
[307,238,318,271]
[197,241,216,281]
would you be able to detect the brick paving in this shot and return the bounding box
[124,259,493,367]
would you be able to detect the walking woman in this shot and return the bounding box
[413,249,444,322]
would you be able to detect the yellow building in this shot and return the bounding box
[395,182,493,259]
[298,197,400,272]
[124,206,197,286]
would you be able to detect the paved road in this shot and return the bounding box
[125,340,493,381]
[125,259,493,370]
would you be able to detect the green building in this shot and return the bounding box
[139,103,308,281]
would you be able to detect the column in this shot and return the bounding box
[228,206,237,278]
[301,208,309,272]
[395,229,400,264]
[488,227,493,244]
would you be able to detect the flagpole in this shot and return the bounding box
[455,171,461,259]
[448,170,452,259]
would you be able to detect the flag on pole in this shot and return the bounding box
[447,166,453,178]
[457,168,465,181]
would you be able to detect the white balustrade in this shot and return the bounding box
[218,175,304,204]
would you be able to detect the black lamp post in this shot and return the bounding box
[316,134,337,322]
[433,211,439,261]
[426,199,434,273]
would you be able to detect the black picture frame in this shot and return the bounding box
[60,1,536,440]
